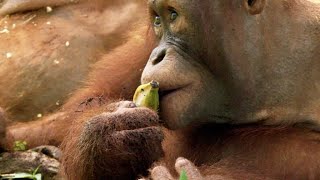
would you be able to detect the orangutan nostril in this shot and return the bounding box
[244,0,265,15]
[248,0,255,6]
[152,49,166,65]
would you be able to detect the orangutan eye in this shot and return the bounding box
[154,16,161,27]
[170,11,178,21]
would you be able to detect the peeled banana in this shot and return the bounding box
[133,80,159,111]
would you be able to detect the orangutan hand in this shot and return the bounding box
[64,101,164,179]
[141,157,206,180]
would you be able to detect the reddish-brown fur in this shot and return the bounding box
[160,125,320,179]
[3,0,155,147]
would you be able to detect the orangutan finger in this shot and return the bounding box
[150,165,174,180]
[175,157,203,180]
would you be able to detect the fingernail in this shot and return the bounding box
[129,102,137,108]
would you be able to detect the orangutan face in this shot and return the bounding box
[142,0,320,129]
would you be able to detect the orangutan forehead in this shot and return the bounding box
[148,0,183,10]
[148,0,178,6]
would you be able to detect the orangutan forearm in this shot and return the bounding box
[4,112,70,150]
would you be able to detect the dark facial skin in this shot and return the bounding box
[142,0,229,129]
[142,0,320,129]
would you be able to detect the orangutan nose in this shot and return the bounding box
[150,47,167,65]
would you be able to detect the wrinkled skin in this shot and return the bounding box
[142,0,320,129]
[1,0,320,179]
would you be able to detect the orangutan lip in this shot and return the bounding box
[159,84,190,99]
[159,89,177,98]
[159,85,186,99]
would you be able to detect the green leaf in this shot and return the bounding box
[32,165,41,176]
[13,140,28,151]
[179,169,188,180]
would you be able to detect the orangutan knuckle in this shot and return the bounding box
[116,127,164,144]
[129,127,164,144]
[83,108,161,140]
[116,101,137,109]
[114,107,160,124]
[83,114,115,136]
[110,128,164,160]
[175,157,191,169]
[143,127,164,142]
[150,165,174,180]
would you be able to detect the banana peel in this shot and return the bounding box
[133,80,159,111]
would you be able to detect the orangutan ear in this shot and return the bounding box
[244,0,266,15]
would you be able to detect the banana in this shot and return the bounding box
[133,80,160,111]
